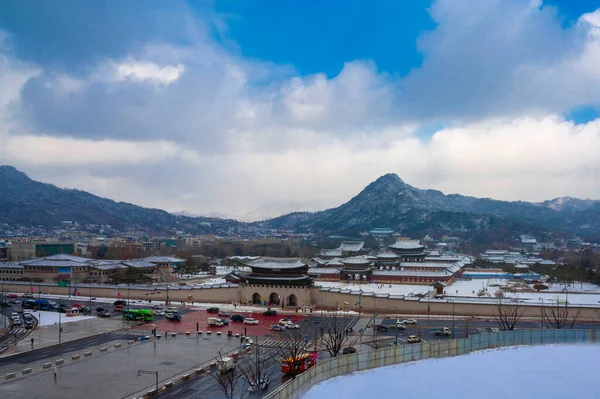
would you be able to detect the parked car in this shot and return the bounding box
[24,321,34,329]
[230,314,245,322]
[11,312,19,318]
[218,311,231,317]
[0,302,10,308]
[23,313,33,320]
[395,320,406,329]
[57,305,68,313]
[8,299,20,304]
[22,293,34,299]
[79,306,91,314]
[342,347,357,355]
[263,309,277,316]
[270,324,285,331]
[8,293,18,299]
[206,307,219,313]
[407,335,422,343]
[403,319,418,325]
[244,318,259,325]
[248,380,269,392]
[114,300,127,306]
[373,324,388,332]
[71,303,83,308]
[12,318,22,326]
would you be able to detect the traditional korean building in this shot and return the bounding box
[229,257,313,287]
[388,239,426,262]
[339,256,373,282]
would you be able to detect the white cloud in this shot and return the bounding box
[1,135,180,166]
[2,3,600,221]
[100,60,185,85]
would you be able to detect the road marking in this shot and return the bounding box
[173,388,182,395]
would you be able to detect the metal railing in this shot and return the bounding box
[265,329,599,399]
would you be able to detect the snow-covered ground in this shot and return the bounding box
[23,310,95,326]
[303,345,600,399]
[315,282,431,296]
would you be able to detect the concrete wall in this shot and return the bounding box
[265,329,600,399]
[2,282,599,321]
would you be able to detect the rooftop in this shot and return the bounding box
[341,256,372,265]
[388,240,425,251]
[243,257,308,270]
[143,255,185,263]
[339,241,365,252]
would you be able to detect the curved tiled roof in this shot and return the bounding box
[243,257,307,270]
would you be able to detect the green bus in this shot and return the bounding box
[122,309,153,322]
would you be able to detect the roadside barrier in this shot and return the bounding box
[22,368,32,375]
[84,351,92,357]
[4,372,16,379]
[100,347,108,353]
[42,363,52,369]
[55,359,64,365]
[71,354,80,360]
[265,329,600,399]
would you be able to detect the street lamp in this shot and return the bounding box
[138,369,159,397]
[389,306,399,346]
[451,298,455,339]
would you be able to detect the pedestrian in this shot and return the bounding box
[234,303,237,309]
[14,331,17,338]
[31,337,34,349]
[53,366,57,382]
[164,330,168,338]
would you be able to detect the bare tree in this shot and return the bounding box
[208,351,247,399]
[543,297,581,329]
[274,329,309,380]
[237,339,276,392]
[494,297,525,331]
[320,310,358,357]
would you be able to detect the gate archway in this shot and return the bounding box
[252,293,261,305]
[288,294,297,307]
[269,292,280,305]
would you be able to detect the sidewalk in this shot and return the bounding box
[11,317,128,355]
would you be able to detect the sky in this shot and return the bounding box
[1,0,600,221]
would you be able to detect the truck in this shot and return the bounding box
[34,299,51,310]
[218,356,235,373]
[207,317,224,327]
[433,327,452,336]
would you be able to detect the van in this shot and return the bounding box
[207,317,224,327]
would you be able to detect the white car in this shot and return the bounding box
[244,318,259,325]
[279,320,300,329]
[395,320,406,329]
[153,310,166,316]
[403,319,418,325]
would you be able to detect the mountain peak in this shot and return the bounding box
[373,173,405,186]
[0,165,32,183]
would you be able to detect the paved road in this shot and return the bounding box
[155,315,356,399]
[0,330,144,367]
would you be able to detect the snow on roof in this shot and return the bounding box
[339,241,365,252]
[373,270,451,277]
[326,258,345,266]
[308,268,341,274]
[320,248,343,257]
[21,258,89,267]
[243,257,307,270]
[43,254,91,263]
[92,263,127,271]
[143,255,185,263]
[388,240,424,250]
[122,260,156,268]
[0,262,24,269]
[401,262,451,268]
[376,253,399,259]
[341,256,371,265]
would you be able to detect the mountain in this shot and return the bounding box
[0,166,240,234]
[2,166,599,241]
[258,173,600,240]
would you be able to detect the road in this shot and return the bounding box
[155,315,356,399]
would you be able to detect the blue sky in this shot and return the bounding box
[1,0,600,218]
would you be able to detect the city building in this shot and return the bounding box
[0,262,24,281]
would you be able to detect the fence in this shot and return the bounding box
[265,329,599,399]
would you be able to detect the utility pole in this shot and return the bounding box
[540,297,544,331]
[372,295,376,344]
[451,299,455,339]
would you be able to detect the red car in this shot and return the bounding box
[72,303,83,308]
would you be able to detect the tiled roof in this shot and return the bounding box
[388,240,424,250]
[341,256,371,265]
[339,241,365,252]
[373,270,451,277]
[376,253,399,259]
[319,248,342,257]
[0,262,24,269]
[308,268,341,274]
[122,260,156,268]
[21,259,89,268]
[143,256,185,263]
[243,257,307,270]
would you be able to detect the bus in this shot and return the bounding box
[122,309,153,322]
[281,352,316,375]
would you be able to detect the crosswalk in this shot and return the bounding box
[258,338,312,349]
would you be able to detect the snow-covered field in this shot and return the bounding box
[23,310,95,326]
[303,345,600,399]
[315,281,431,296]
